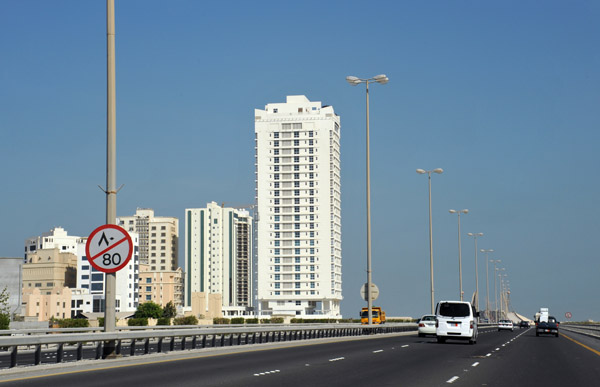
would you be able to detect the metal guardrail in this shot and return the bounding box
[560,323,600,339]
[0,323,416,369]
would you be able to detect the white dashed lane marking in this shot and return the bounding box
[447,376,459,383]
[472,362,479,367]
[372,350,383,353]
[254,370,280,377]
[329,357,345,362]
[401,344,409,348]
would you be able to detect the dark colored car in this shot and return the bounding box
[519,321,529,328]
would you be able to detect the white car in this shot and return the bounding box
[418,314,437,337]
[498,319,514,331]
[435,300,478,344]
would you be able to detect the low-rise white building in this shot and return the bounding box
[24,227,80,262]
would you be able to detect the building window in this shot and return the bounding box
[274,157,279,163]
[146,295,152,301]
[275,266,280,272]
[274,132,279,138]
[295,265,300,271]
[294,156,299,163]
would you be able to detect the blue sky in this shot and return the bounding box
[1,1,599,321]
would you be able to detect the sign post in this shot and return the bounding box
[85,224,132,359]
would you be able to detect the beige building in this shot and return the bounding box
[22,287,72,321]
[23,248,77,295]
[119,208,178,271]
[190,292,223,320]
[138,264,184,308]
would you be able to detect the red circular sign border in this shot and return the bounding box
[85,224,133,274]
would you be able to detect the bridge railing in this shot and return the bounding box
[559,323,600,339]
[0,323,416,369]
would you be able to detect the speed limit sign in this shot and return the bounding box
[85,224,133,273]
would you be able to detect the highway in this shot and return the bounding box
[1,328,599,386]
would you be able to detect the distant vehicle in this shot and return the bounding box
[498,319,514,331]
[435,301,478,344]
[519,321,529,328]
[360,307,386,325]
[417,314,437,337]
[536,315,559,337]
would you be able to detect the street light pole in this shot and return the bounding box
[467,233,483,313]
[490,259,501,323]
[347,74,389,325]
[417,168,443,314]
[449,209,468,301]
[480,249,494,320]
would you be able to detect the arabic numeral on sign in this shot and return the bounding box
[102,253,122,266]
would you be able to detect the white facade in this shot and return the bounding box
[254,95,342,318]
[185,202,253,310]
[76,234,139,313]
[24,227,79,262]
[118,208,179,271]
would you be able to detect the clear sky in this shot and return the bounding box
[1,1,599,321]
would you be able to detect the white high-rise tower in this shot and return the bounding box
[254,95,342,318]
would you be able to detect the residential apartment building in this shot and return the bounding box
[22,287,72,321]
[254,95,342,318]
[22,248,77,295]
[118,208,178,271]
[24,227,79,262]
[185,202,253,315]
[138,264,184,308]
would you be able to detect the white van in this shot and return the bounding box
[435,301,478,344]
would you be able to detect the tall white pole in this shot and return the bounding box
[104,0,117,358]
[481,249,493,321]
[427,173,434,314]
[457,213,463,301]
[365,80,373,326]
[474,237,479,311]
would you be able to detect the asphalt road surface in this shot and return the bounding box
[1,328,599,386]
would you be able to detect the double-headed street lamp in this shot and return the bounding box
[449,209,468,300]
[480,249,494,320]
[467,233,483,313]
[346,74,389,325]
[417,168,443,314]
[493,264,504,322]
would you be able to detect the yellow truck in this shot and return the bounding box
[360,307,386,324]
